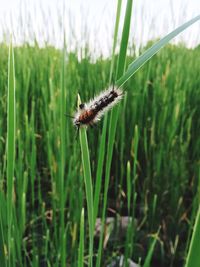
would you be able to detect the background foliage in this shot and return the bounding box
[0,41,200,266]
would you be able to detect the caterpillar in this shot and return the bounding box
[73,86,123,130]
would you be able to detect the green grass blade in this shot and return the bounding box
[79,127,94,267]
[78,208,84,267]
[133,125,139,182]
[96,1,133,266]
[6,39,15,267]
[0,194,7,267]
[185,205,200,267]
[143,228,160,267]
[109,0,122,83]
[93,117,107,227]
[93,0,122,229]
[116,15,200,87]
[116,0,133,78]
[126,161,131,215]
[60,34,67,267]
[104,0,133,213]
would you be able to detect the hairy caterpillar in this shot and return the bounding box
[73,86,123,130]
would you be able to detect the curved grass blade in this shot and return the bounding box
[116,15,200,87]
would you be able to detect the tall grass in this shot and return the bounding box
[96,1,133,266]
[6,39,16,267]
[0,9,199,267]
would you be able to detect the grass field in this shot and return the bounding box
[0,4,200,267]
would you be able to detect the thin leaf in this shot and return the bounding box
[79,106,94,267]
[143,227,160,267]
[116,15,200,87]
[78,209,84,267]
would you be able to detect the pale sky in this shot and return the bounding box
[0,0,199,56]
